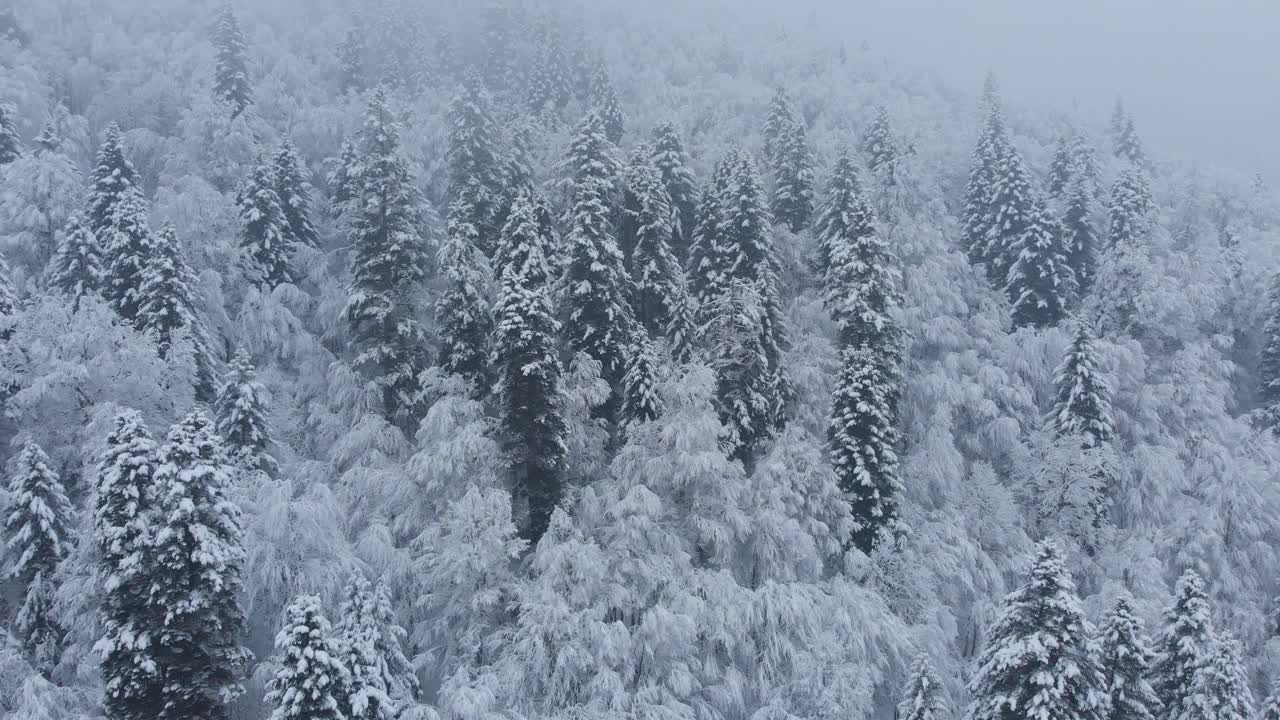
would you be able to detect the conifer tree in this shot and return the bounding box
[621,155,683,337]
[1006,194,1075,328]
[981,146,1038,288]
[273,140,319,250]
[1152,570,1217,720]
[447,82,507,257]
[1052,323,1114,447]
[962,75,1010,270]
[336,576,417,718]
[480,1,518,95]
[493,187,567,541]
[137,222,215,400]
[899,654,947,720]
[337,22,366,95]
[1071,134,1103,197]
[266,594,349,720]
[763,87,798,167]
[591,68,625,145]
[328,138,363,213]
[88,124,142,241]
[435,200,494,393]
[4,441,73,667]
[0,103,20,165]
[966,541,1108,720]
[863,106,899,179]
[562,111,634,390]
[527,20,571,114]
[1111,99,1146,168]
[236,156,294,288]
[146,411,249,719]
[688,182,728,310]
[215,348,277,476]
[102,190,156,323]
[345,88,432,431]
[1062,173,1100,299]
[1107,167,1154,250]
[649,121,698,260]
[1260,680,1280,720]
[1098,597,1161,720]
[1048,136,1075,197]
[620,336,661,435]
[771,111,816,233]
[1260,275,1280,432]
[1179,637,1254,720]
[213,4,253,118]
[95,410,162,720]
[49,213,105,310]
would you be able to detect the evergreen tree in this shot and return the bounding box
[649,121,698,260]
[336,576,417,719]
[266,594,349,720]
[591,68,625,145]
[863,106,898,178]
[1006,194,1075,329]
[493,187,566,542]
[435,200,494,393]
[1107,167,1154,250]
[1111,99,1146,168]
[1152,570,1216,720]
[48,213,105,310]
[447,82,507,257]
[1178,637,1254,720]
[480,1,518,95]
[328,138,363,213]
[146,411,249,720]
[763,87,799,167]
[95,410,162,720]
[213,4,253,118]
[1071,134,1104,198]
[1048,135,1075,197]
[562,111,634,390]
[273,140,320,250]
[0,103,20,165]
[828,346,901,552]
[620,336,662,435]
[345,88,432,431]
[88,123,142,241]
[337,21,366,95]
[771,111,816,233]
[981,146,1038,289]
[236,156,294,288]
[1052,323,1114,447]
[899,654,947,720]
[1062,173,1100,299]
[966,541,1108,720]
[214,348,277,476]
[527,19,571,114]
[962,75,1011,274]
[1098,597,1161,720]
[102,190,156,323]
[687,182,728,309]
[4,441,73,668]
[137,223,215,400]
[621,154,682,337]
[1259,680,1280,720]
[1261,274,1280,432]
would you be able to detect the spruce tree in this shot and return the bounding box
[771,111,816,233]
[273,140,320,250]
[4,441,73,667]
[1152,570,1216,720]
[328,138,363,214]
[828,346,901,552]
[981,146,1038,289]
[562,111,634,390]
[0,103,20,165]
[215,348,277,476]
[762,87,798,167]
[96,410,162,720]
[1260,680,1280,720]
[1052,323,1114,447]
[962,75,1010,271]
[1006,194,1075,329]
[236,156,294,288]
[137,223,215,400]
[687,182,728,309]
[1179,637,1254,720]
[1098,597,1161,720]
[649,121,698,260]
[147,411,249,720]
[213,4,253,118]
[266,594,349,720]
[1111,99,1146,168]
[1107,167,1154,250]
[966,541,1108,720]
[345,88,432,431]
[480,1,517,95]
[526,19,571,114]
[899,654,947,720]
[49,213,105,310]
[700,279,774,467]
[435,200,495,393]
[447,82,507,257]
[493,187,567,542]
[337,22,366,95]
[88,123,142,240]
[336,576,417,719]
[1071,135,1103,197]
[591,68,625,145]
[863,106,898,179]
[102,190,156,323]
[620,336,662,436]
[1048,135,1074,198]
[1261,275,1280,432]
[1062,173,1100,299]
[621,155,683,338]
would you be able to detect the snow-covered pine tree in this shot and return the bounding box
[88,123,142,241]
[48,214,104,311]
[649,122,697,261]
[526,19,572,115]
[1178,636,1254,720]
[561,111,635,391]
[699,279,774,467]
[1107,166,1154,250]
[493,187,567,541]
[266,594,349,720]
[1152,570,1216,720]
[1071,134,1103,197]
[337,21,366,95]
[966,541,1107,720]
[215,348,277,476]
[1052,322,1114,447]
[447,81,508,257]
[688,182,728,311]
[213,4,253,118]
[863,106,899,179]
[146,411,249,719]
[1048,136,1074,197]
[435,200,495,394]
[328,138,363,214]
[236,156,294,288]
[4,441,73,667]
[0,254,15,318]
[763,87,799,167]
[1098,597,1161,720]
[102,190,155,324]
[981,144,1038,289]
[621,154,683,338]
[771,109,816,233]
[1006,193,1075,328]
[1260,680,1280,720]
[480,1,518,95]
[336,576,418,719]
[591,68,625,145]
[1111,99,1146,168]
[620,335,662,436]
[1062,173,1100,300]
[137,222,215,400]
[345,87,432,432]
[899,653,947,720]
[0,103,20,165]
[272,139,320,250]
[1261,275,1280,432]
[962,75,1011,272]
[95,410,162,720]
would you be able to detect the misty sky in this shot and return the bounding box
[817,0,1279,180]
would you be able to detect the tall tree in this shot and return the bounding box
[88,124,142,241]
[899,654,948,720]
[591,68,625,145]
[327,138,363,214]
[980,145,1038,289]
[863,106,899,180]
[1062,173,1100,299]
[102,190,156,323]
[526,19,571,114]
[762,87,799,167]
[1052,323,1114,447]
[345,88,432,431]
[4,441,73,669]
[435,200,494,393]
[480,1,518,95]
[1098,597,1161,720]
[1006,194,1075,329]
[0,103,20,165]
[213,4,253,118]
[337,21,366,95]
[49,214,105,310]
[272,140,320,250]
[236,156,294,288]
[962,75,1011,274]
[1107,167,1154,250]
[146,411,249,720]
[1261,274,1280,432]
[1260,680,1280,720]
[1111,99,1146,168]
[336,576,417,719]
[214,348,276,476]
[620,335,662,436]
[137,223,215,401]
[447,82,507,257]
[828,346,901,552]
[266,594,350,720]
[620,154,682,338]
[1152,570,1217,720]
[1178,637,1254,720]
[1048,136,1074,197]
[649,121,698,261]
[493,187,567,541]
[771,111,816,233]
[966,541,1108,720]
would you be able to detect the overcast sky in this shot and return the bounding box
[809,0,1279,180]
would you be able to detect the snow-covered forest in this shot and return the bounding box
[1,1,1280,719]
